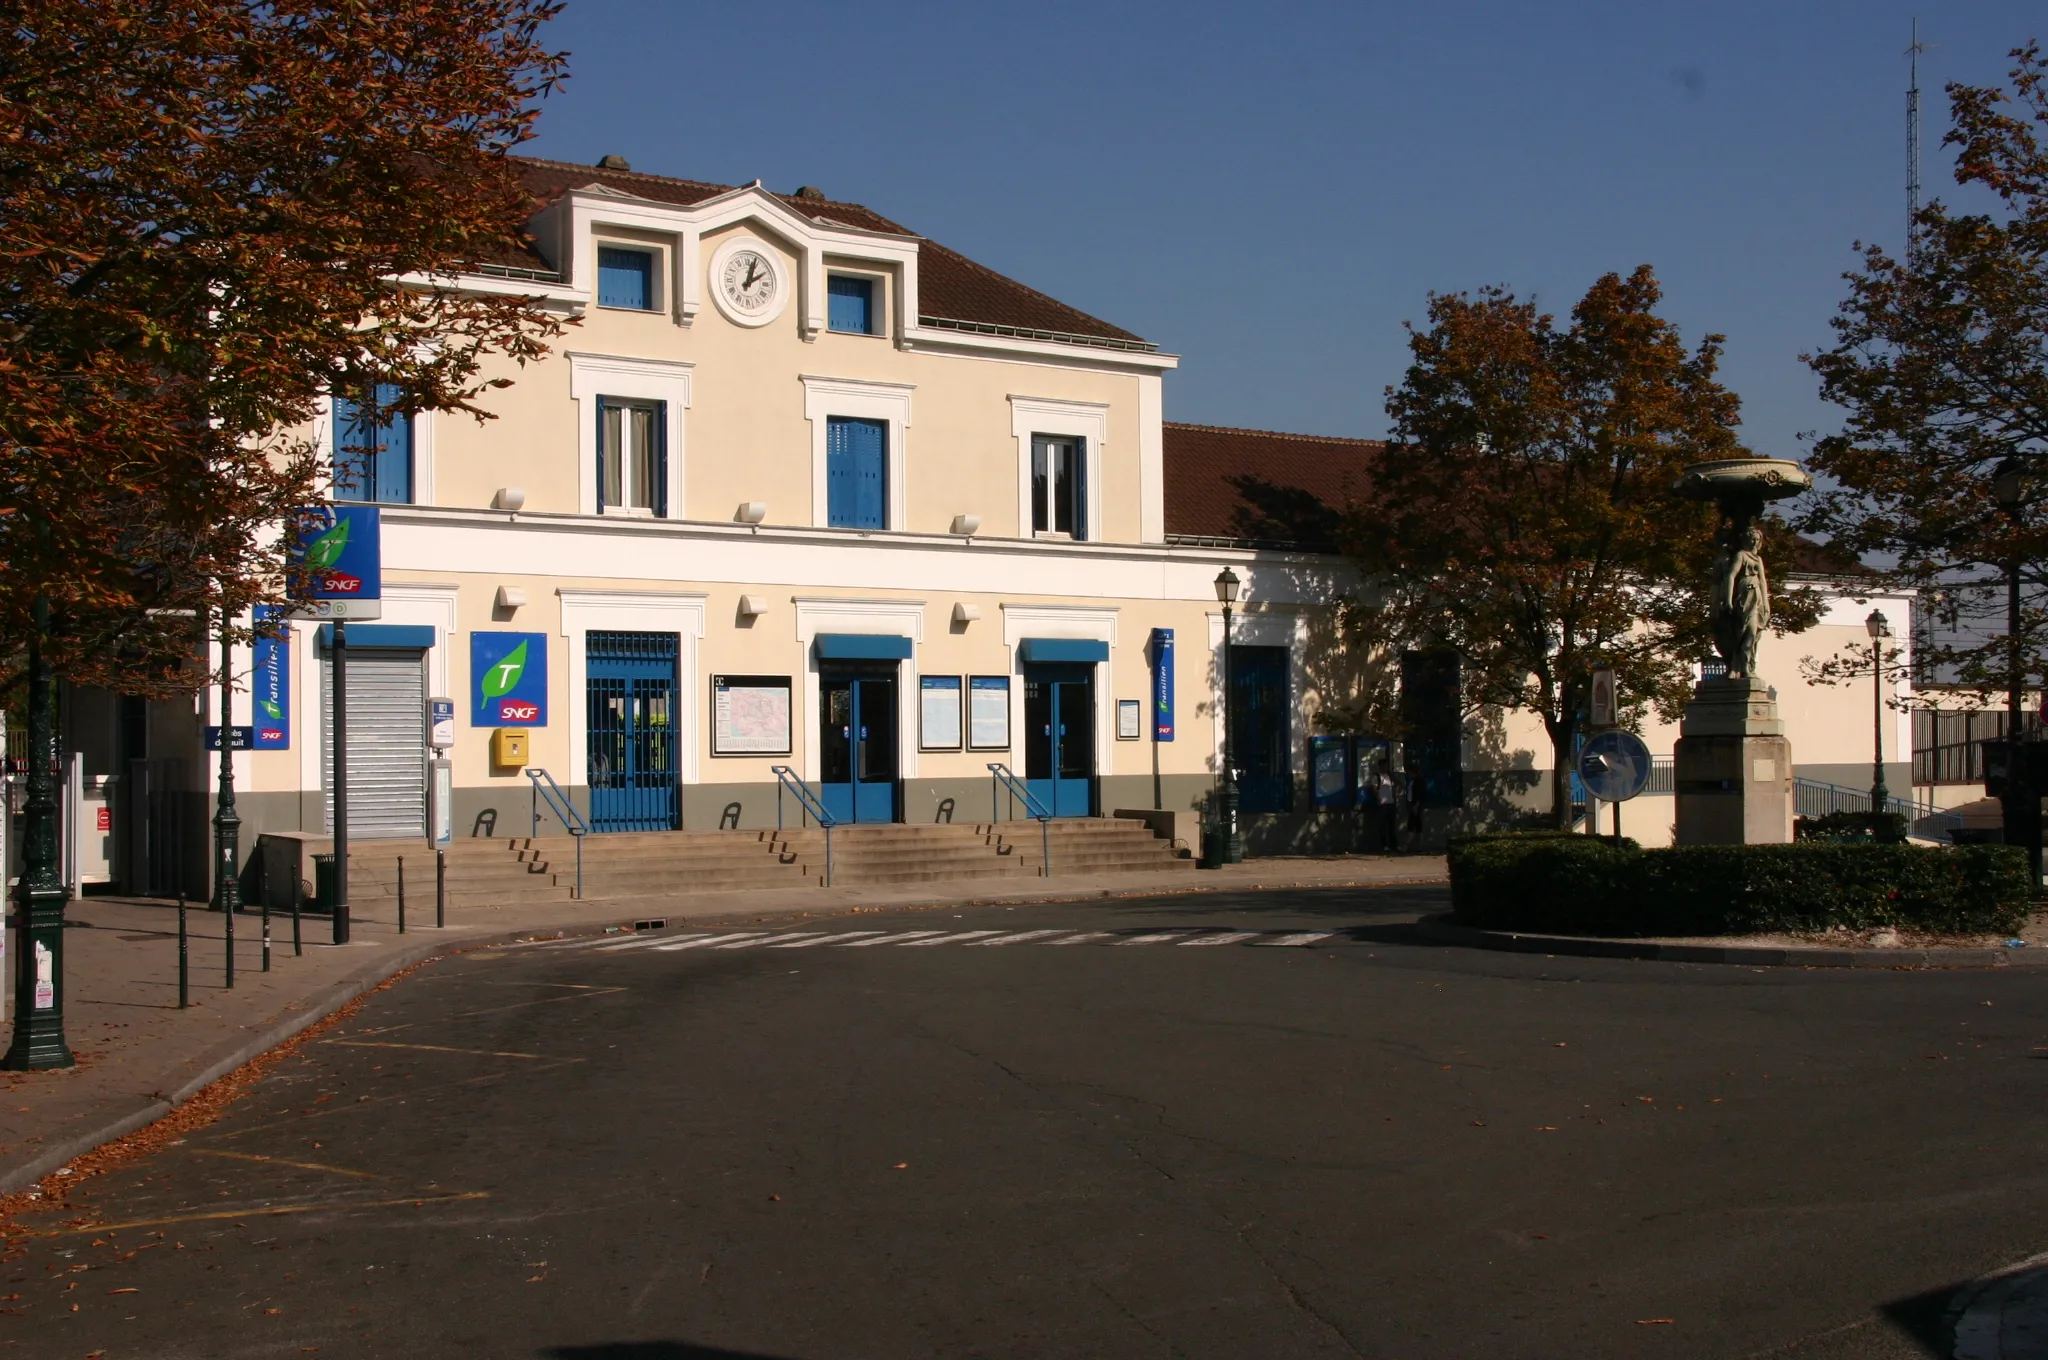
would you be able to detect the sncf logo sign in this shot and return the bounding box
[470,632,549,729]
[497,701,540,722]
[317,571,363,595]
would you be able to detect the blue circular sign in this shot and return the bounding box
[1577,730,1653,802]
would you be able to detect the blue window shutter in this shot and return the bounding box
[827,417,887,529]
[597,247,652,310]
[651,402,668,517]
[1073,438,1087,541]
[332,391,371,503]
[596,398,614,508]
[372,383,412,504]
[828,276,873,334]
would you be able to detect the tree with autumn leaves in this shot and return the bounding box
[0,0,570,698]
[1350,266,1820,827]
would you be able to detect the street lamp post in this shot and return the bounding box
[1992,459,2040,884]
[212,602,240,987]
[1865,609,1892,815]
[2,596,74,1069]
[1213,567,1244,865]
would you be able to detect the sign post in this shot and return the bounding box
[287,506,382,946]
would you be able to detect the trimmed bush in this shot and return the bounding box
[1794,810,1908,844]
[1447,834,2030,937]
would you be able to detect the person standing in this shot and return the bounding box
[1370,763,1398,852]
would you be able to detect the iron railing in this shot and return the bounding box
[525,768,587,899]
[1791,777,1962,841]
[770,765,836,887]
[987,763,1053,876]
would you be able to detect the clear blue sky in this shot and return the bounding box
[523,1,2038,457]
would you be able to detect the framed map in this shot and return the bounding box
[920,675,962,750]
[968,675,1010,750]
[712,675,792,755]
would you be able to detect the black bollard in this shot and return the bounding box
[291,871,303,958]
[436,849,446,929]
[177,891,188,1010]
[397,855,406,935]
[261,889,271,973]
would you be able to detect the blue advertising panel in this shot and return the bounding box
[251,605,290,749]
[471,631,548,726]
[290,504,382,602]
[1150,627,1175,741]
[1310,735,1351,808]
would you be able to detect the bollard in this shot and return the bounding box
[291,871,303,957]
[397,855,406,935]
[261,889,271,973]
[224,871,234,991]
[177,891,188,1010]
[436,849,446,929]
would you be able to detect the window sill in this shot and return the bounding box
[595,303,660,314]
[826,326,885,338]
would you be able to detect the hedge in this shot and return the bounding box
[1446,834,2031,937]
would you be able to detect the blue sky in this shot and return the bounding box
[524,1,2038,456]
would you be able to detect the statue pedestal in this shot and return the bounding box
[1674,677,1793,845]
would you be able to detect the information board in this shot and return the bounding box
[1117,699,1142,740]
[713,675,792,755]
[968,675,1011,750]
[920,675,962,750]
[251,606,291,749]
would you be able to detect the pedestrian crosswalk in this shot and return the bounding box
[555,926,1339,955]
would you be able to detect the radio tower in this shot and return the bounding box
[1906,19,1930,260]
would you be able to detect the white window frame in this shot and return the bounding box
[794,597,926,783]
[316,392,436,506]
[593,240,665,313]
[559,588,709,790]
[802,375,912,530]
[1009,396,1106,543]
[1001,603,1119,777]
[569,352,691,518]
[596,396,665,517]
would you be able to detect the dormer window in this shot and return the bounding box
[597,246,657,311]
[827,274,878,335]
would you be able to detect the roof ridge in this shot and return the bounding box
[511,153,734,198]
[1165,421,1384,447]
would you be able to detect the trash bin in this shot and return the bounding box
[312,853,339,912]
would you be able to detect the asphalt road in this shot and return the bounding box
[9,883,2048,1360]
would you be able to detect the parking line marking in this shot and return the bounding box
[322,1040,571,1061]
[769,931,885,948]
[654,933,768,951]
[1050,932,1115,945]
[1252,932,1336,947]
[1117,930,1203,945]
[898,930,1009,947]
[189,1149,383,1180]
[966,930,1071,946]
[595,934,705,952]
[1177,931,1260,946]
[46,1192,492,1236]
[834,931,948,947]
[714,932,827,950]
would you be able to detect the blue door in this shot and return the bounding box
[1229,644,1292,813]
[826,416,887,529]
[586,631,680,832]
[819,668,897,822]
[1025,664,1094,816]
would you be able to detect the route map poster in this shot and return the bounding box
[714,675,792,755]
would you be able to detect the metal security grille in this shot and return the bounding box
[322,649,426,838]
[587,630,680,832]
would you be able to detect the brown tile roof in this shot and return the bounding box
[495,157,1148,347]
[1162,422,1381,549]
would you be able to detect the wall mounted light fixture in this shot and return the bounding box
[736,502,768,524]
[950,514,981,536]
[494,486,526,512]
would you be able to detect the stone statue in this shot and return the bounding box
[1710,519,1769,679]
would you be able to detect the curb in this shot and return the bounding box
[1412,914,2048,969]
[3,873,1447,1194]
[1950,1250,2048,1359]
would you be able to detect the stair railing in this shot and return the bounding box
[770,765,837,887]
[987,763,1053,876]
[525,768,588,899]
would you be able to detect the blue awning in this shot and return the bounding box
[1019,637,1109,664]
[317,624,436,650]
[814,632,913,660]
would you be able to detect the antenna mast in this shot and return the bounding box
[1906,18,1929,259]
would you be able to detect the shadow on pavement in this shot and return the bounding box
[1130,883,1448,920]
[542,1344,808,1360]
[1877,1279,1957,1358]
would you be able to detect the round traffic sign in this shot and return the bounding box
[1577,730,1653,802]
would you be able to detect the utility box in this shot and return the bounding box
[491,727,529,769]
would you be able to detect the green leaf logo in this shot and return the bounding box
[305,516,350,571]
[482,640,528,699]
[261,699,283,720]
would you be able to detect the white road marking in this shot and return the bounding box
[1252,932,1336,947]
[594,934,706,953]
[966,930,1071,946]
[768,931,886,948]
[897,930,1009,947]
[653,932,769,951]
[1049,932,1116,945]
[833,930,949,947]
[1176,931,1261,947]
[714,932,828,950]
[1117,930,1204,945]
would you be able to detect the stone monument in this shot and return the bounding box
[1672,458,1811,845]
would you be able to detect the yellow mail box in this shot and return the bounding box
[491,728,529,769]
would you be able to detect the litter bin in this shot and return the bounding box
[312,853,339,913]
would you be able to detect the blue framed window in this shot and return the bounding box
[828,275,876,335]
[598,397,666,515]
[332,383,413,504]
[1031,435,1086,539]
[597,246,656,310]
[826,416,887,529]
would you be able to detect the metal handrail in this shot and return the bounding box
[525,768,587,899]
[1792,776,1962,839]
[770,765,836,887]
[987,763,1053,876]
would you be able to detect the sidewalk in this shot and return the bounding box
[0,853,1443,1193]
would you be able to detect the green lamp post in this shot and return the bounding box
[3,596,74,1070]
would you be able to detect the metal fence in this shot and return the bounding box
[1914,707,2042,785]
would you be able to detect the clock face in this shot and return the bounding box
[719,248,778,314]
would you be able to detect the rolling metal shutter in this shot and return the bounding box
[322,648,426,838]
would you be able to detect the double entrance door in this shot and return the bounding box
[1025,663,1094,817]
[820,666,897,823]
[586,631,680,832]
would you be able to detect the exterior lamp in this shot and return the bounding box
[1864,609,1891,815]
[1990,459,2042,883]
[1212,567,1244,864]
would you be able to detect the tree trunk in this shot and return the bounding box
[1549,720,1576,830]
